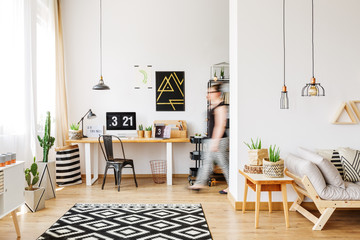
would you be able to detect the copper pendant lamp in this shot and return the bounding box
[302,0,324,96]
[93,0,110,90]
[280,0,289,109]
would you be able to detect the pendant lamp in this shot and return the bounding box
[280,0,289,109]
[93,0,110,90]
[301,0,324,96]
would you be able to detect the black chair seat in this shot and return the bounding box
[99,135,138,191]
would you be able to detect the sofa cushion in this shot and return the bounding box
[338,147,360,182]
[298,147,345,189]
[285,153,326,195]
[317,149,344,178]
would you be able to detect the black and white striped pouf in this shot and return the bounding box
[55,145,82,186]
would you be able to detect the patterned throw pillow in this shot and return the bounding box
[337,147,360,182]
[317,149,344,178]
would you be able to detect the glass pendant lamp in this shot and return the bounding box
[93,0,110,90]
[302,0,324,96]
[280,0,289,109]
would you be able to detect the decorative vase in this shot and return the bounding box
[137,130,144,138]
[25,187,45,212]
[69,130,82,140]
[145,131,152,138]
[262,158,284,178]
[248,149,268,166]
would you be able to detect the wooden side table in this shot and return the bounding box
[239,169,294,228]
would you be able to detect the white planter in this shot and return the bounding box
[37,161,56,200]
[25,187,45,212]
[69,129,82,140]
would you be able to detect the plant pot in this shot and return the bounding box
[145,130,152,138]
[137,130,144,138]
[248,149,268,166]
[37,161,56,200]
[25,187,45,212]
[69,129,82,140]
[263,158,284,178]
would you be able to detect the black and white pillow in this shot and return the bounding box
[317,149,344,178]
[56,146,82,186]
[337,147,360,182]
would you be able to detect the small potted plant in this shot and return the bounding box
[145,126,152,138]
[137,124,144,138]
[25,157,45,212]
[194,133,202,138]
[220,67,225,79]
[263,145,284,178]
[69,123,82,140]
[244,138,268,166]
[213,71,218,81]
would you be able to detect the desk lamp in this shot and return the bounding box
[78,109,97,138]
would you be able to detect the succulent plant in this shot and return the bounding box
[70,123,80,131]
[145,126,152,131]
[269,145,280,162]
[25,157,39,191]
[138,124,144,131]
[244,138,262,150]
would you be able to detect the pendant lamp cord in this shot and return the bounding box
[312,0,314,78]
[100,0,102,78]
[283,0,286,87]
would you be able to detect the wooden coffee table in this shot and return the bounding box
[239,169,294,228]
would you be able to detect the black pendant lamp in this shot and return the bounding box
[93,0,110,90]
[280,0,289,109]
[302,0,324,96]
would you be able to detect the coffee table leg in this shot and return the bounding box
[255,184,261,228]
[242,180,248,213]
[281,183,290,228]
[11,210,20,238]
[268,191,272,213]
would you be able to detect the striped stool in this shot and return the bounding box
[55,145,82,186]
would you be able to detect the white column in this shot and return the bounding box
[166,142,173,185]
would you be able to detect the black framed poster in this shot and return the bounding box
[156,71,185,111]
[106,112,136,130]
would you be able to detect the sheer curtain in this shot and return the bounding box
[0,0,57,163]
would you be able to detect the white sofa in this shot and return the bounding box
[285,147,360,230]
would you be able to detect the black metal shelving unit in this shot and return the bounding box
[188,136,204,185]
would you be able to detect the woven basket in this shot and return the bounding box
[248,149,268,166]
[69,130,82,140]
[262,158,284,178]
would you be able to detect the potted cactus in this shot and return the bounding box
[244,138,268,166]
[37,111,56,200]
[25,157,45,212]
[137,124,144,138]
[145,125,152,138]
[69,123,82,140]
[263,145,284,178]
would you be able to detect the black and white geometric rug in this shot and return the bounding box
[37,203,212,240]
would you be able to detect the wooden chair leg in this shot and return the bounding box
[102,165,109,190]
[313,207,335,231]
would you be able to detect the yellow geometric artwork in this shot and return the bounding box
[156,71,185,111]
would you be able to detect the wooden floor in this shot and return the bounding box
[1,177,360,240]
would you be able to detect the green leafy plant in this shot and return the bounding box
[37,111,55,162]
[138,124,144,131]
[220,67,225,78]
[214,71,217,77]
[145,126,152,131]
[195,133,201,137]
[70,123,80,131]
[25,157,39,191]
[244,138,262,150]
[269,145,280,162]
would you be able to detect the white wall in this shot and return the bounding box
[61,0,229,174]
[231,0,360,202]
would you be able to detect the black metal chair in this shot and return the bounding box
[98,135,138,191]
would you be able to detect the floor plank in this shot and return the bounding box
[0,177,360,240]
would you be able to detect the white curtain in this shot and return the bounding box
[0,0,56,164]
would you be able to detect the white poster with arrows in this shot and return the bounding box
[134,65,153,90]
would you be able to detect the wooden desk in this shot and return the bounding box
[239,169,294,228]
[66,137,190,186]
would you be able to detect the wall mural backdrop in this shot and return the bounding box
[156,71,185,111]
